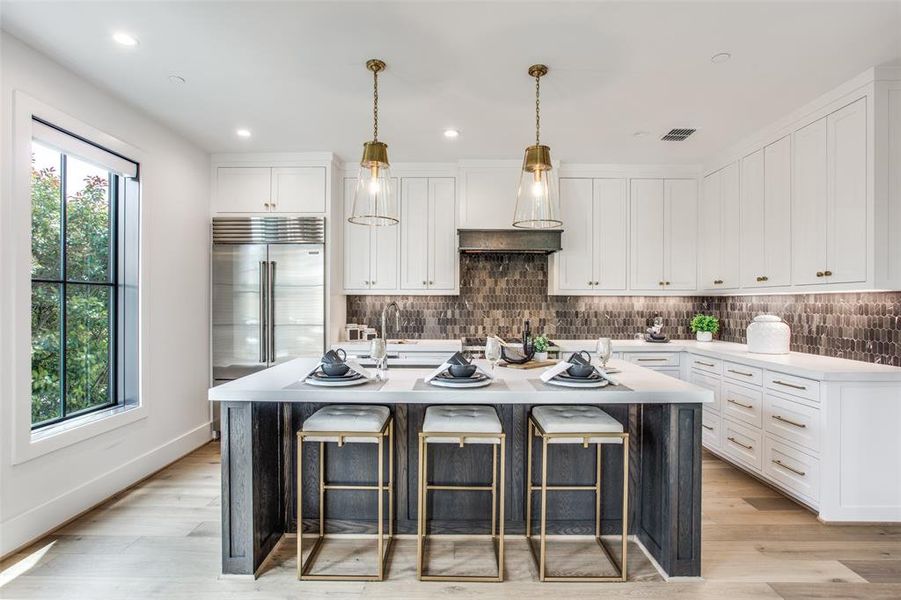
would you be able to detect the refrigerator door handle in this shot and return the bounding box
[259,260,268,364]
[269,260,277,364]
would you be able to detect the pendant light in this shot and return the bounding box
[512,64,562,229]
[348,59,398,226]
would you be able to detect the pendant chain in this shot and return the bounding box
[535,74,541,146]
[373,68,379,142]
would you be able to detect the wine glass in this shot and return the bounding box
[485,337,502,373]
[370,338,387,381]
[596,337,613,369]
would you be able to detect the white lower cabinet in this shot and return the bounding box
[689,369,721,412]
[722,382,763,428]
[702,408,722,450]
[764,436,820,503]
[722,418,763,472]
[763,393,820,453]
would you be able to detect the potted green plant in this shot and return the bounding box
[690,314,719,342]
[533,334,550,361]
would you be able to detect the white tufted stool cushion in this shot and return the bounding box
[532,405,623,444]
[422,405,502,444]
[302,405,390,443]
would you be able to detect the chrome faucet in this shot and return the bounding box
[380,301,401,340]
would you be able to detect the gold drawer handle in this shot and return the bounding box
[727,436,753,450]
[702,424,714,431]
[713,279,723,285]
[637,358,668,362]
[772,459,806,477]
[728,398,754,409]
[695,360,715,367]
[772,414,807,429]
[728,369,754,377]
[773,379,806,391]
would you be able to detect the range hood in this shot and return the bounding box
[457,228,562,254]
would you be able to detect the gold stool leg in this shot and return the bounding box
[296,433,303,580]
[498,434,506,581]
[491,444,498,538]
[319,442,325,538]
[539,434,548,582]
[377,433,384,580]
[621,433,629,581]
[417,433,426,580]
[596,442,602,539]
[526,420,533,539]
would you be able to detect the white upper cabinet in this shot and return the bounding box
[630,179,666,290]
[826,98,867,284]
[700,162,740,291]
[343,178,399,292]
[792,98,867,286]
[555,179,595,291]
[215,167,271,213]
[553,178,628,293]
[792,117,829,285]
[214,166,326,214]
[458,165,527,229]
[400,177,457,292]
[271,167,326,213]
[740,137,792,289]
[664,179,699,290]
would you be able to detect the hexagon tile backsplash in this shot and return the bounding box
[346,254,900,367]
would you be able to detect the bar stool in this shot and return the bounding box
[417,405,505,582]
[526,405,628,582]
[296,405,394,581]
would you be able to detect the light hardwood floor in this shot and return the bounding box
[2,443,899,599]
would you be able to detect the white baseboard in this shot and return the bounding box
[0,422,212,556]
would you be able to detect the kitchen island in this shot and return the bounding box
[209,358,713,579]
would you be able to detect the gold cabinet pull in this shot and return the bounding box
[727,398,754,409]
[772,379,806,391]
[756,275,769,282]
[702,424,714,431]
[824,270,832,276]
[772,414,806,429]
[695,360,715,367]
[771,459,805,477]
[727,368,754,377]
[637,358,668,362]
[665,281,671,286]
[727,436,753,450]
[593,281,599,286]
[713,279,723,285]
[658,281,665,286]
[816,271,824,277]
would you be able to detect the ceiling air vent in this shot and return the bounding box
[661,128,696,141]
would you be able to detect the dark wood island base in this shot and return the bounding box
[219,401,702,579]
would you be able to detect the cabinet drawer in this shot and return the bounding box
[722,382,763,428]
[722,418,763,472]
[689,370,721,412]
[723,362,763,386]
[624,352,680,368]
[689,354,722,375]
[765,371,820,403]
[763,394,821,453]
[764,436,820,503]
[702,408,722,450]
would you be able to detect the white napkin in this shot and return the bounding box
[597,368,620,386]
[345,357,376,381]
[424,362,451,383]
[474,363,495,380]
[539,361,571,383]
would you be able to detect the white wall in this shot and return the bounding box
[0,33,212,555]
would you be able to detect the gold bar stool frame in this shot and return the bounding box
[526,405,629,582]
[417,405,506,582]
[296,405,394,581]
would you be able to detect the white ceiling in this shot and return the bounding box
[2,1,900,164]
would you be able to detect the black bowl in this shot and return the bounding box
[321,363,350,377]
[566,364,595,378]
[448,364,477,378]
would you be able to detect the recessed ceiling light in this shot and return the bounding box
[236,129,252,138]
[443,129,460,139]
[168,75,186,85]
[711,52,732,64]
[112,32,139,47]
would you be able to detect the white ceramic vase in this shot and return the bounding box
[696,331,713,342]
[746,314,791,354]
[534,351,549,361]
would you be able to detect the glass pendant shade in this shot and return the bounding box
[348,141,397,226]
[512,144,561,228]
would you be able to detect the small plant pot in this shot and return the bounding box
[696,331,713,342]
[534,351,548,361]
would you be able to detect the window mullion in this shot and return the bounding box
[60,153,67,420]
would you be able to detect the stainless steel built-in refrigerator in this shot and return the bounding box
[211,217,325,387]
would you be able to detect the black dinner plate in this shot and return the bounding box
[310,370,363,381]
[555,370,602,381]
[435,371,488,382]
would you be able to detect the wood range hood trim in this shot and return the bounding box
[457,228,563,254]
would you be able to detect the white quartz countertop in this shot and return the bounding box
[208,358,714,405]
[553,339,901,382]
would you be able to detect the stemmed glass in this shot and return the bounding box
[596,337,613,370]
[370,338,387,381]
[485,336,502,373]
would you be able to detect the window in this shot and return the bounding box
[30,119,140,430]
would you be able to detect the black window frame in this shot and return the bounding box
[30,132,123,430]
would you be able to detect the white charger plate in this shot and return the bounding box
[428,377,493,389]
[304,376,370,387]
[545,378,610,389]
